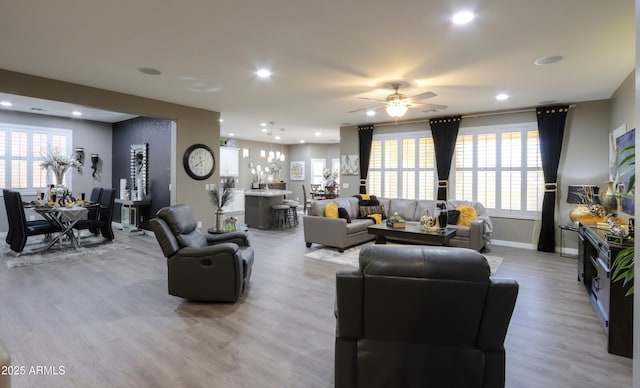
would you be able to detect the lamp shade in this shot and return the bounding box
[566,185,600,204]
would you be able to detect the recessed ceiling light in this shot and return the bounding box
[534,56,563,65]
[261,128,268,133]
[219,118,224,122]
[72,110,83,116]
[0,101,12,107]
[315,132,321,136]
[261,122,267,127]
[300,140,305,144]
[275,135,281,140]
[495,93,509,101]
[228,133,234,137]
[366,110,376,117]
[138,67,162,75]
[256,69,272,78]
[452,11,475,25]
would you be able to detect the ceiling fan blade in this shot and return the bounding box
[419,104,448,112]
[348,105,385,113]
[357,96,388,103]
[408,91,437,101]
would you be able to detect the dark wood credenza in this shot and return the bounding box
[578,223,633,358]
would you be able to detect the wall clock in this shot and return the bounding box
[183,144,216,180]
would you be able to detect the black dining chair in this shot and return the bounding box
[4,190,62,253]
[73,187,103,236]
[74,187,116,240]
[3,189,54,245]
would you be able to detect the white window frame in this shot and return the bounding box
[0,122,73,194]
[310,158,327,185]
[451,122,542,219]
[368,131,437,200]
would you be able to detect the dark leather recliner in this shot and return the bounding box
[335,246,519,388]
[150,204,254,302]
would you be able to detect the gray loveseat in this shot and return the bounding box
[303,196,492,252]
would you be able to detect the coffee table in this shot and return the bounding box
[368,221,456,246]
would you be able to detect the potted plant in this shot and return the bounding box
[209,179,235,232]
[612,143,635,296]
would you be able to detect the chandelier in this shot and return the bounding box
[385,88,409,118]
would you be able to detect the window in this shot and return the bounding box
[368,132,437,200]
[367,122,543,218]
[451,122,543,217]
[310,158,327,185]
[0,122,73,192]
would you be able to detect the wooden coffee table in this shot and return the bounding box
[368,221,456,246]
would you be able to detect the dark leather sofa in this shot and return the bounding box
[335,245,519,388]
[150,204,254,302]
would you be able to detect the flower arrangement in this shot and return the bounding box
[209,178,235,209]
[40,149,81,185]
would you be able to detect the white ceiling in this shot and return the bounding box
[0,1,635,144]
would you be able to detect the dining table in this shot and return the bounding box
[27,203,95,249]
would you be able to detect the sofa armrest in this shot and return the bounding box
[206,231,250,247]
[303,215,349,246]
[178,242,239,258]
[468,219,485,251]
[336,269,363,339]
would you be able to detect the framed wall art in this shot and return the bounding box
[290,161,305,180]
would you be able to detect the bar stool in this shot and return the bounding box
[284,199,299,227]
[272,204,290,230]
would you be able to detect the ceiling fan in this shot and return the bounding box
[349,83,448,118]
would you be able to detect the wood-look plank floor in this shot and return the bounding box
[0,219,632,388]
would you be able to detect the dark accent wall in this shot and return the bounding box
[112,116,172,230]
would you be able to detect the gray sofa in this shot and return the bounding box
[303,196,492,252]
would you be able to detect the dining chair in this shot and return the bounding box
[73,187,115,240]
[74,187,103,236]
[310,183,323,199]
[4,190,62,253]
[325,184,339,199]
[301,185,313,215]
[3,189,54,245]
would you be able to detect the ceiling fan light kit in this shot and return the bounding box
[385,99,409,118]
[351,82,446,119]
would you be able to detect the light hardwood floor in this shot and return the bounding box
[0,219,632,387]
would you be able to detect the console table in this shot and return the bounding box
[578,223,633,358]
[115,198,151,236]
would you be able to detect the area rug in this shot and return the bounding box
[305,243,503,275]
[3,236,131,269]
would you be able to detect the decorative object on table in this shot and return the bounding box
[600,181,618,214]
[209,179,235,232]
[40,149,81,196]
[566,184,601,225]
[434,200,448,230]
[420,208,437,231]
[90,153,100,178]
[386,212,406,229]
[183,143,215,180]
[290,161,305,180]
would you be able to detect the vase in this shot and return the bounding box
[434,200,448,231]
[601,181,618,214]
[215,208,225,232]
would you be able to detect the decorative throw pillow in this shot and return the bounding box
[325,202,339,218]
[338,207,352,223]
[447,210,461,225]
[360,204,386,219]
[457,205,477,226]
[354,194,380,206]
[368,214,383,224]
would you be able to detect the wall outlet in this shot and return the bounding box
[197,221,202,228]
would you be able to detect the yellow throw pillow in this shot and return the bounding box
[369,214,382,224]
[457,205,477,226]
[360,194,371,201]
[325,202,339,218]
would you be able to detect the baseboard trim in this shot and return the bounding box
[490,239,537,250]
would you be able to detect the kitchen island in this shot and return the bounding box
[245,189,292,230]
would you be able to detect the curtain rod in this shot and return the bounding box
[372,104,575,128]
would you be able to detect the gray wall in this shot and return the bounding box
[288,143,340,202]
[0,109,112,232]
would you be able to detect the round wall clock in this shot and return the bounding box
[183,144,216,180]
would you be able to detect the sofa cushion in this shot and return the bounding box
[326,203,339,218]
[354,194,380,206]
[338,207,352,223]
[388,199,417,221]
[448,210,461,225]
[347,219,373,233]
[457,205,477,226]
[360,205,387,219]
[447,224,470,237]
